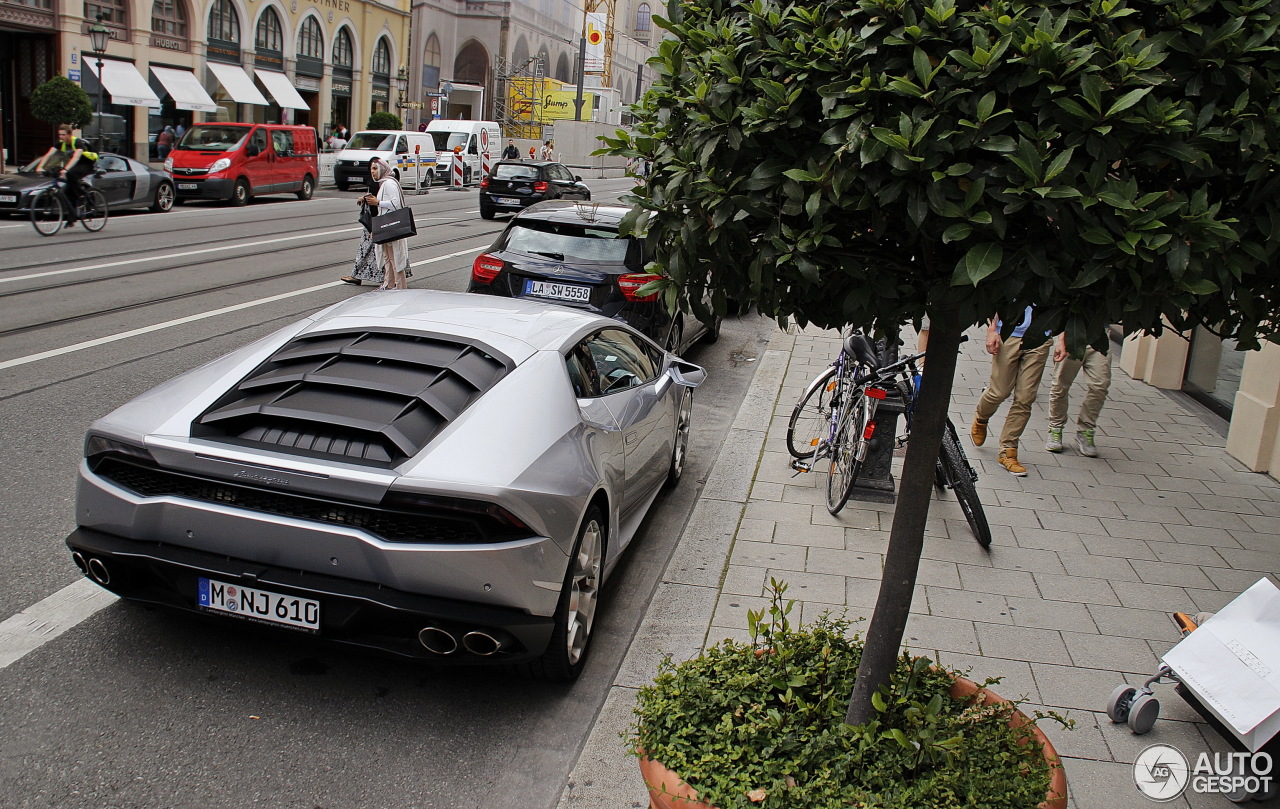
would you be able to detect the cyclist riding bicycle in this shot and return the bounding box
[34,124,98,222]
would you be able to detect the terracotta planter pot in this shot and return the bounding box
[639,676,1067,809]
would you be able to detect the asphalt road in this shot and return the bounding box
[0,180,775,809]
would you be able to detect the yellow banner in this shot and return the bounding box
[507,77,596,123]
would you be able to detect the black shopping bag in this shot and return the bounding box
[370,206,416,244]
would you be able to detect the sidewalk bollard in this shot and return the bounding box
[450,151,464,190]
[481,150,491,182]
[848,338,901,504]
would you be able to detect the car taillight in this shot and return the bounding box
[472,253,504,283]
[533,181,548,192]
[618,273,662,302]
[480,175,489,189]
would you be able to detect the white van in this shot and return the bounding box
[425,120,502,185]
[333,130,436,191]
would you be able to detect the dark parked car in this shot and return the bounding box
[467,201,721,353]
[0,153,175,215]
[479,160,590,219]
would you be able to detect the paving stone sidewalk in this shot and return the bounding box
[558,324,1280,809]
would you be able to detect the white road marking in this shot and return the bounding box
[0,579,118,670]
[0,226,364,284]
[0,246,486,371]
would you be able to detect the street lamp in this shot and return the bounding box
[395,66,409,108]
[88,13,110,143]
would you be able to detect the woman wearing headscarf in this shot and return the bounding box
[341,158,412,289]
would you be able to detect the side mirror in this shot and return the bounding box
[575,175,582,182]
[669,361,707,389]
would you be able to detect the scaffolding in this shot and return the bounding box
[494,55,546,140]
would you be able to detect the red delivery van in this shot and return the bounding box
[165,123,318,206]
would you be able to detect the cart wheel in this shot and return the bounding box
[1127,693,1160,734]
[1107,685,1138,723]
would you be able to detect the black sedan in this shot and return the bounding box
[467,201,720,354]
[0,153,175,216]
[479,160,590,219]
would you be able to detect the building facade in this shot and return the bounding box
[0,0,411,165]
[404,0,658,130]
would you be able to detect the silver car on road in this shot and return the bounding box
[66,291,704,680]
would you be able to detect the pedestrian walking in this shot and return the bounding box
[156,126,174,160]
[175,122,186,140]
[502,138,520,159]
[971,305,1052,476]
[1045,333,1112,457]
[370,157,412,289]
[538,140,555,161]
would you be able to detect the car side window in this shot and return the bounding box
[556,165,575,182]
[566,344,601,399]
[97,155,127,172]
[468,135,478,155]
[272,130,293,156]
[396,136,408,154]
[249,128,267,157]
[585,329,658,395]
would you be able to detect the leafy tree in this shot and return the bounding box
[367,111,403,131]
[30,75,94,130]
[604,0,1280,726]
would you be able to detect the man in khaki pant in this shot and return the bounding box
[971,306,1051,476]
[1045,334,1112,457]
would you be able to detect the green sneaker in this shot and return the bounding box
[1046,427,1064,453]
[1077,429,1098,458]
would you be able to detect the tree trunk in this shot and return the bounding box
[845,316,965,726]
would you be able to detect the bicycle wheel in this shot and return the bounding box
[30,189,64,236]
[939,421,992,547]
[80,189,108,232]
[826,390,868,515]
[786,366,838,459]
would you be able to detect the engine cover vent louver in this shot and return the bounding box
[193,329,512,467]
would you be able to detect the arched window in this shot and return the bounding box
[333,27,354,69]
[298,16,324,60]
[85,0,127,27]
[208,0,239,42]
[372,37,391,77]
[454,40,488,85]
[554,52,571,83]
[635,3,652,33]
[255,7,283,52]
[423,34,441,89]
[151,0,187,39]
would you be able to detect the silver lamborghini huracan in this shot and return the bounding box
[66,291,704,681]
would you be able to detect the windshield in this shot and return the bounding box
[429,131,469,152]
[176,125,250,152]
[504,222,631,263]
[346,132,397,150]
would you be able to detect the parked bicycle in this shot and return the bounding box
[787,331,991,546]
[29,172,108,236]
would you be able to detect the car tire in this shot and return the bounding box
[464,166,473,186]
[583,191,592,201]
[666,391,693,487]
[296,175,314,200]
[336,179,349,192]
[150,182,175,213]
[523,505,605,682]
[480,205,495,220]
[230,179,250,206]
[701,313,722,345]
[664,319,683,355]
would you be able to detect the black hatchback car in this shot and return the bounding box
[467,201,720,353]
[479,161,591,219]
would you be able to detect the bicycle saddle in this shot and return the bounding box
[844,332,880,368]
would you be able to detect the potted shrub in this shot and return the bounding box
[633,581,1069,809]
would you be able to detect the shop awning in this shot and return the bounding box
[207,62,269,106]
[149,66,218,113]
[254,69,310,110]
[85,59,161,108]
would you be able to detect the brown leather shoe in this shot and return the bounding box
[971,416,989,447]
[998,448,1027,476]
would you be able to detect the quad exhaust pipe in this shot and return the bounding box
[73,552,111,585]
[418,626,506,656]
